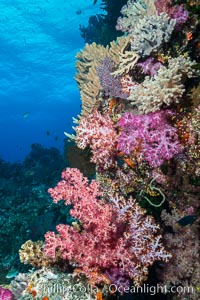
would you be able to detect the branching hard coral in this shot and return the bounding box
[129,13,176,56]
[116,0,156,33]
[75,110,118,170]
[128,56,197,113]
[44,168,171,288]
[117,110,183,167]
[108,36,131,66]
[19,240,45,268]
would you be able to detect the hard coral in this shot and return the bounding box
[117,110,183,167]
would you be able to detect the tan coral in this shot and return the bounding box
[19,240,45,268]
[128,56,198,113]
[109,36,131,65]
[75,37,131,117]
[75,43,109,117]
[19,240,68,270]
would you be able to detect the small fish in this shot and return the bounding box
[22,112,30,118]
[6,268,19,279]
[54,135,58,141]
[123,157,135,168]
[186,31,193,41]
[176,215,197,227]
[109,98,117,114]
[76,9,82,15]
[96,291,104,300]
[93,0,98,4]
[46,130,50,136]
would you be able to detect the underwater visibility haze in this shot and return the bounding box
[0,0,101,162]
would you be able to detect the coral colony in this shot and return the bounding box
[2,0,199,299]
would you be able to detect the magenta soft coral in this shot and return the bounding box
[75,110,118,170]
[117,110,183,167]
[0,286,13,300]
[44,168,171,287]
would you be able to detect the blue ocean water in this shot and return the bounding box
[0,0,101,162]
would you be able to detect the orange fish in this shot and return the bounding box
[186,32,193,41]
[123,157,135,168]
[96,291,105,300]
[31,290,37,297]
[109,98,117,113]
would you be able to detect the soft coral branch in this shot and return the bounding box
[44,168,171,287]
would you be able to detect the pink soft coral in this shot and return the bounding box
[0,286,13,300]
[44,168,171,287]
[75,110,118,170]
[117,110,183,167]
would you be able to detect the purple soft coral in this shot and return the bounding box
[97,57,128,99]
[118,110,183,168]
[155,0,188,29]
[137,57,162,77]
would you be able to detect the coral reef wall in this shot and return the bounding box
[4,1,199,300]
